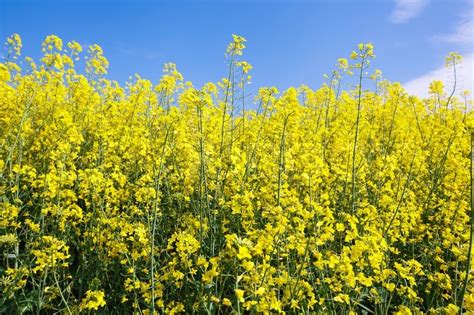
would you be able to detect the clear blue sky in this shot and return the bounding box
[0,0,472,96]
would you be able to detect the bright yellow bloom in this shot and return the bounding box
[237,246,252,260]
[80,290,106,311]
[235,289,245,303]
[333,293,350,304]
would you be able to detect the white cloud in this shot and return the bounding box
[390,0,430,23]
[403,53,474,98]
[403,0,474,97]
[435,2,474,45]
[403,0,474,98]
[439,18,474,44]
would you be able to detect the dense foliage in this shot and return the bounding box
[1,34,473,314]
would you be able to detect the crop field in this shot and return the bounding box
[1,34,473,314]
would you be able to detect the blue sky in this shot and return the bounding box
[0,0,473,97]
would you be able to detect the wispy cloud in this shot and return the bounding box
[435,1,474,45]
[390,0,430,24]
[403,53,474,97]
[441,18,474,44]
[404,0,473,97]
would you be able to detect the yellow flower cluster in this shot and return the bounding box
[80,290,106,311]
[31,236,70,273]
[0,33,473,314]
